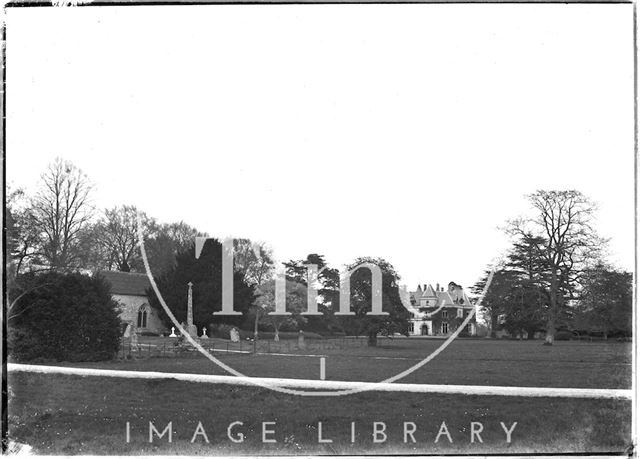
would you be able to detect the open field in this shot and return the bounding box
[74,338,631,388]
[7,339,632,455]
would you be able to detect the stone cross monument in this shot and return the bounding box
[186,281,198,338]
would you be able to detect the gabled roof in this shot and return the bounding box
[436,291,455,306]
[421,284,437,298]
[98,271,151,297]
[460,291,473,306]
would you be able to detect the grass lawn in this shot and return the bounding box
[7,339,632,455]
[70,338,632,388]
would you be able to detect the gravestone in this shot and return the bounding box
[201,327,208,339]
[169,326,177,337]
[123,323,132,338]
[298,330,306,350]
[130,326,139,347]
[230,327,240,343]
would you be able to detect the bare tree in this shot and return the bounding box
[6,187,41,276]
[253,279,307,341]
[233,239,275,287]
[509,190,604,344]
[94,205,154,272]
[30,158,94,271]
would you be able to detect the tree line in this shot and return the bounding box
[7,159,631,352]
[7,158,410,350]
[7,158,207,280]
[471,190,632,343]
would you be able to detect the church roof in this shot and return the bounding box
[98,271,151,297]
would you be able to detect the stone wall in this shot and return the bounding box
[113,294,166,334]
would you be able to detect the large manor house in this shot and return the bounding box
[408,281,477,336]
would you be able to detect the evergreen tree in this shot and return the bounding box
[8,272,122,362]
[339,257,411,346]
[148,239,255,331]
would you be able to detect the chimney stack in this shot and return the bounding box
[436,283,440,292]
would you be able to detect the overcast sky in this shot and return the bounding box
[6,4,634,290]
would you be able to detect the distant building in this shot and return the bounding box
[98,271,166,335]
[408,281,476,336]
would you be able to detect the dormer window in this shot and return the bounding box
[442,310,448,319]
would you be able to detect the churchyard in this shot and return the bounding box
[8,338,632,455]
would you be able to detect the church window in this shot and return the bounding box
[137,304,148,328]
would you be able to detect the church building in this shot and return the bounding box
[408,281,476,336]
[98,271,166,335]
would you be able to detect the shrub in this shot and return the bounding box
[210,324,324,341]
[8,327,51,362]
[8,272,122,362]
[210,323,236,339]
[250,330,323,340]
[139,331,160,337]
[555,330,574,341]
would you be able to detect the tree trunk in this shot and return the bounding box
[367,332,377,347]
[544,273,558,345]
[253,312,259,341]
[274,327,280,342]
[544,320,555,345]
[490,312,497,338]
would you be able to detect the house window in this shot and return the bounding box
[137,304,148,328]
[409,322,414,333]
[442,310,448,319]
[457,308,463,318]
[441,322,449,334]
[467,323,474,334]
